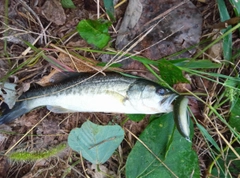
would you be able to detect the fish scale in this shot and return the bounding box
[21,73,135,99]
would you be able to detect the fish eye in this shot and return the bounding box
[156,88,165,95]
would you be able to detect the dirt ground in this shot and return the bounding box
[0,0,239,177]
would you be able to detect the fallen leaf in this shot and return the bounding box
[56,53,99,72]
[116,0,202,59]
[76,19,111,49]
[0,156,10,178]
[104,0,202,71]
[0,82,18,109]
[41,0,66,25]
[68,120,124,164]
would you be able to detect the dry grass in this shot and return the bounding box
[0,0,239,177]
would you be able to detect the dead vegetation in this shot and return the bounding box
[0,0,239,177]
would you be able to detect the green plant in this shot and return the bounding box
[1,0,240,177]
[9,143,66,161]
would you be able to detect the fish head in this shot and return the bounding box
[140,84,177,113]
[127,81,177,114]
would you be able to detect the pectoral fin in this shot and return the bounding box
[105,90,126,103]
[46,105,77,113]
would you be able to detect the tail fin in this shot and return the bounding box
[0,101,30,124]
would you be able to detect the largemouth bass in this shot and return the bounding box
[0,72,177,124]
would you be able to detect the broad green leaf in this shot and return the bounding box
[159,59,189,86]
[127,114,145,122]
[126,113,200,178]
[229,98,240,132]
[211,147,240,177]
[61,0,76,8]
[228,77,240,132]
[68,120,124,164]
[103,0,115,21]
[77,19,111,49]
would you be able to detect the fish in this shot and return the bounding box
[173,95,191,142]
[0,72,177,124]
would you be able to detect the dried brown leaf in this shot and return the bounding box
[41,0,66,25]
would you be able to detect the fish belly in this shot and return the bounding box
[28,92,140,114]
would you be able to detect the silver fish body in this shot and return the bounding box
[0,73,177,124]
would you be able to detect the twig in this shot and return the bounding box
[19,0,47,44]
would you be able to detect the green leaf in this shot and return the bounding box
[229,0,240,33]
[159,59,189,86]
[68,120,124,164]
[224,78,240,104]
[125,113,200,178]
[196,123,221,152]
[61,0,76,8]
[229,0,240,16]
[127,114,145,122]
[76,19,111,49]
[131,55,160,65]
[103,0,115,21]
[229,98,240,132]
[217,0,232,60]
[175,59,221,69]
[96,62,122,68]
[228,77,240,131]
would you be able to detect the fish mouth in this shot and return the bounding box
[160,93,178,105]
